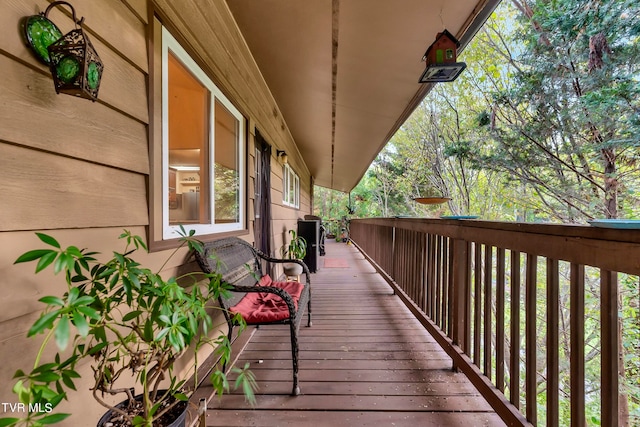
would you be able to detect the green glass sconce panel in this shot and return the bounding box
[23,14,63,65]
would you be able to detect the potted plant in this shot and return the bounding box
[0,227,256,427]
[281,229,307,278]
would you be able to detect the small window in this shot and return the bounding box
[282,164,300,209]
[162,28,245,239]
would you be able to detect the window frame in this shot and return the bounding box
[161,27,245,240]
[282,163,300,209]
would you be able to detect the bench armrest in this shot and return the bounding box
[252,251,311,286]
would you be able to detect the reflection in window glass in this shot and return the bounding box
[214,101,239,224]
[167,52,210,225]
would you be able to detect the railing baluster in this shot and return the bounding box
[474,243,482,366]
[484,245,493,380]
[420,233,427,312]
[601,270,619,427]
[526,254,537,425]
[435,236,442,329]
[415,232,421,310]
[427,234,435,318]
[452,238,468,348]
[447,237,454,339]
[496,248,506,392]
[417,232,423,309]
[510,251,521,409]
[442,237,450,335]
[547,258,560,426]
[570,263,585,427]
[464,241,472,354]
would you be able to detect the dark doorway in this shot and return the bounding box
[254,130,272,258]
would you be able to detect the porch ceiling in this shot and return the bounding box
[227,0,499,193]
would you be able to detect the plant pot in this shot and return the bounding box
[283,262,303,277]
[96,391,188,427]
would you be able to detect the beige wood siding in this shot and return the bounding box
[0,0,312,425]
[1,0,149,233]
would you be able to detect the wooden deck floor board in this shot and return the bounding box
[200,240,506,427]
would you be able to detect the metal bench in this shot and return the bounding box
[194,237,312,395]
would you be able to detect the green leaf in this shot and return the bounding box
[86,342,108,356]
[38,413,71,424]
[76,306,100,320]
[61,373,77,391]
[131,415,146,426]
[122,310,142,322]
[36,233,61,248]
[35,251,59,274]
[72,312,89,337]
[12,380,30,404]
[143,320,153,341]
[38,296,65,307]
[53,253,69,275]
[93,326,107,343]
[28,311,60,337]
[31,363,58,374]
[31,372,61,383]
[0,417,20,427]
[73,296,94,307]
[210,370,229,396]
[54,315,70,351]
[15,249,55,264]
[174,392,189,402]
[65,246,83,258]
[156,327,170,341]
[67,287,80,304]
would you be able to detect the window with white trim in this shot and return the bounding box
[162,28,245,239]
[282,164,300,208]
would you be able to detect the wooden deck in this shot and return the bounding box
[200,240,506,426]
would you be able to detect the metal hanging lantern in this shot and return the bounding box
[23,1,104,101]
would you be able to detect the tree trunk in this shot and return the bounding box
[602,147,618,219]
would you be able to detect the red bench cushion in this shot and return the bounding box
[230,275,304,323]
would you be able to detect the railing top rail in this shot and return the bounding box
[351,218,640,275]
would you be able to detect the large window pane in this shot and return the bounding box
[167,52,210,225]
[214,101,239,224]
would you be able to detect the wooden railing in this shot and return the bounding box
[350,218,640,427]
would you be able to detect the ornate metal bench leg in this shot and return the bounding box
[290,323,300,396]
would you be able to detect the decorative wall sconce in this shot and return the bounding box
[23,1,104,101]
[418,29,466,83]
[276,150,288,164]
